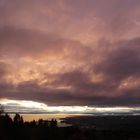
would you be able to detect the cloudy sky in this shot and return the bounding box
[0,0,140,111]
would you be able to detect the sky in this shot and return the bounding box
[0,0,140,113]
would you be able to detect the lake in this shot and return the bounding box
[9,114,90,127]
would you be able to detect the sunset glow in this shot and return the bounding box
[1,99,140,114]
[0,0,140,112]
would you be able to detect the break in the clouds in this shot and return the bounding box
[0,0,140,108]
[1,99,140,115]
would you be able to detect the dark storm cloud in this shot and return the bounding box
[0,26,92,61]
[0,0,140,107]
[0,26,62,57]
[95,38,140,81]
[1,79,140,106]
[0,62,9,78]
[0,37,140,106]
[50,70,117,96]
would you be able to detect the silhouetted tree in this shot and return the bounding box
[14,113,21,122]
[38,118,43,126]
[50,119,57,128]
[20,116,24,124]
[13,113,24,126]
[1,113,13,132]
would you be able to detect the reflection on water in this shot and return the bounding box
[10,114,90,121]
[10,114,69,121]
[9,114,89,127]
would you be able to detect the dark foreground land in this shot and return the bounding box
[0,114,140,140]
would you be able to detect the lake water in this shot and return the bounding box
[9,114,90,127]
[10,114,68,121]
[9,114,88,121]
